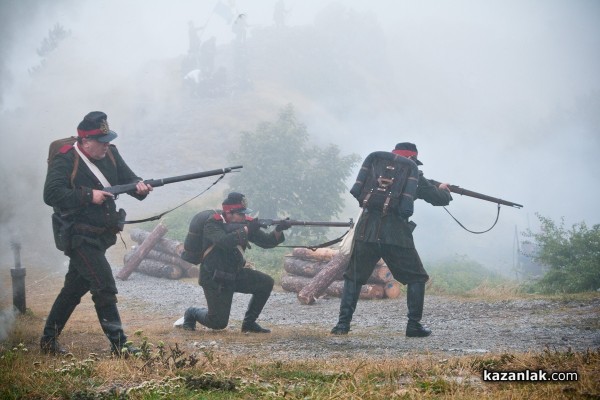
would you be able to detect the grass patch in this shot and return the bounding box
[2,327,598,400]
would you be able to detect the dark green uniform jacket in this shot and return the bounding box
[200,213,284,287]
[44,144,145,248]
[354,172,452,248]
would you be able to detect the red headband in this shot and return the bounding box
[222,204,245,213]
[392,149,418,158]
[77,128,104,138]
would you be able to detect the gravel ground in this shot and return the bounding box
[116,271,600,360]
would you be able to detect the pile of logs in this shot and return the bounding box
[116,223,404,305]
[116,222,199,281]
[281,247,403,304]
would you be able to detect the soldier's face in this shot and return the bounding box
[83,138,110,160]
[226,212,246,223]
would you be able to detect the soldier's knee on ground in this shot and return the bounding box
[205,314,229,330]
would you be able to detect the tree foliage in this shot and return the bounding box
[522,214,600,293]
[29,23,71,75]
[227,104,360,240]
[427,255,509,295]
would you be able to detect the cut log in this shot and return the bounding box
[280,274,309,293]
[296,251,351,305]
[137,259,183,280]
[282,274,384,300]
[296,227,355,305]
[145,249,195,274]
[187,266,200,278]
[384,280,403,299]
[284,255,390,284]
[117,222,168,280]
[291,247,338,262]
[370,264,393,284]
[283,257,338,279]
[327,280,385,300]
[130,228,184,256]
[123,252,184,280]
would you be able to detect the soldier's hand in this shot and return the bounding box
[438,183,451,192]
[92,189,114,205]
[275,218,292,232]
[246,219,264,234]
[135,181,153,196]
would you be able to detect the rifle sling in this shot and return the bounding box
[274,228,352,251]
[123,172,228,225]
[443,204,501,234]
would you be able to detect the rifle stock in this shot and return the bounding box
[447,184,523,208]
[104,165,243,196]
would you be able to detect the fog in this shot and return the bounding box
[1,0,599,283]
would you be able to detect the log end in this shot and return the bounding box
[297,293,315,305]
[384,281,402,299]
[187,266,200,278]
[115,270,129,281]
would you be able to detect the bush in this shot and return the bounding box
[427,255,511,295]
[522,214,600,294]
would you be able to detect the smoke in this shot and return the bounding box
[0,308,16,342]
[0,0,599,278]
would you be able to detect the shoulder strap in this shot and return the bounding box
[73,142,111,187]
[70,151,79,188]
[106,146,116,167]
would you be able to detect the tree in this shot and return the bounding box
[522,214,600,293]
[228,104,360,240]
[29,23,71,75]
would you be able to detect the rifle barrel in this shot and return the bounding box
[104,165,243,195]
[157,165,243,186]
[449,185,523,208]
[259,219,354,228]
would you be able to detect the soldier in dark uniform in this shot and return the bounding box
[181,192,290,333]
[331,143,452,337]
[42,111,152,355]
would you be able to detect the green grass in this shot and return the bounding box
[2,330,598,400]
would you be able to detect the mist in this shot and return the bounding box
[0,0,599,282]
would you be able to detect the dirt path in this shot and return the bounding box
[116,272,600,360]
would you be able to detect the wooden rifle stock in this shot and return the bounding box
[103,165,243,195]
[447,185,523,208]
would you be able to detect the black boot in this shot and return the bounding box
[241,291,271,333]
[183,307,208,331]
[95,304,140,356]
[40,293,79,355]
[330,278,361,335]
[40,337,67,355]
[405,282,431,337]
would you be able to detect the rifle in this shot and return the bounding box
[224,218,354,232]
[104,165,243,196]
[255,218,355,228]
[446,185,523,208]
[223,218,355,249]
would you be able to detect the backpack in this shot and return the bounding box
[47,136,78,165]
[181,209,219,264]
[350,151,419,217]
[47,136,116,187]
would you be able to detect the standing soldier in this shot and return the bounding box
[42,111,152,355]
[331,142,452,337]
